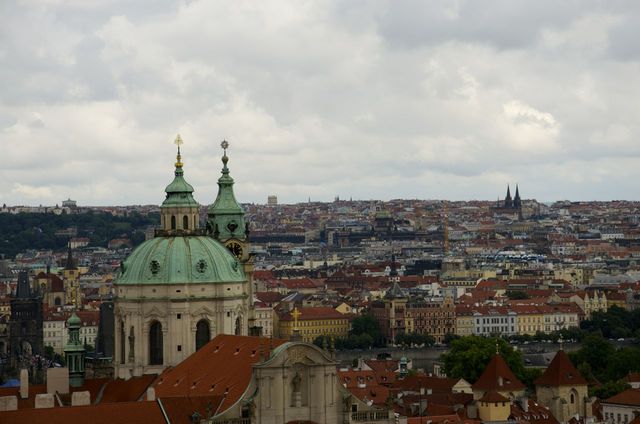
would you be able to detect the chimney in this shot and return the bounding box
[520,396,529,412]
[147,387,156,401]
[498,376,503,387]
[19,369,28,399]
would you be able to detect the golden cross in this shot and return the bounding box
[175,134,183,147]
[292,307,302,329]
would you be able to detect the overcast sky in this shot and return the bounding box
[2,1,640,206]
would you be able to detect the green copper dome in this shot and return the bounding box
[117,236,245,284]
[162,136,198,209]
[67,312,81,327]
[207,141,247,241]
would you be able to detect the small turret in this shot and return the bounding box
[207,140,247,242]
[160,135,200,234]
[64,312,86,387]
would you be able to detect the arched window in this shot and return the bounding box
[171,215,176,230]
[149,321,163,365]
[196,320,210,351]
[119,321,125,364]
[183,215,189,230]
[54,297,61,306]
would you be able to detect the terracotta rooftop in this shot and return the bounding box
[279,306,348,321]
[603,388,640,406]
[479,390,509,403]
[534,350,587,387]
[471,354,525,393]
[0,400,164,424]
[152,334,286,415]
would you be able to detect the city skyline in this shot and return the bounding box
[2,1,640,205]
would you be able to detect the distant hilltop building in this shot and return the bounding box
[267,194,278,205]
[493,184,523,220]
[61,198,77,209]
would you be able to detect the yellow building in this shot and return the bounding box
[455,307,474,337]
[277,306,351,343]
[511,305,545,336]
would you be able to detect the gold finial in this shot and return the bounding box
[220,140,229,168]
[292,307,302,330]
[174,134,184,168]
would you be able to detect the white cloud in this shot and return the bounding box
[1,1,640,205]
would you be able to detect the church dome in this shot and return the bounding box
[116,236,245,285]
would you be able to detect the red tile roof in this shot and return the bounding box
[0,400,164,424]
[479,390,509,403]
[471,354,525,393]
[534,350,587,386]
[100,374,156,403]
[603,388,640,406]
[152,334,286,415]
[279,306,348,321]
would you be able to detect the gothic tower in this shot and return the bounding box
[504,185,513,208]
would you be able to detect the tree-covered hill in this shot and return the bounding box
[0,211,159,258]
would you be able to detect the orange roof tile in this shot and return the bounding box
[534,350,587,387]
[0,400,164,424]
[471,354,525,393]
[152,334,286,415]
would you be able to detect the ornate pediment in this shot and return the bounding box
[257,342,336,368]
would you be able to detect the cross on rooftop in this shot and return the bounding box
[292,307,302,330]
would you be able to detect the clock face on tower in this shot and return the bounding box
[226,241,244,260]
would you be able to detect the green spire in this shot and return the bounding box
[207,140,246,241]
[64,312,85,387]
[162,134,198,208]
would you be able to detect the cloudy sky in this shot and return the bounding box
[2,1,640,206]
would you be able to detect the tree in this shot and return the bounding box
[506,290,529,300]
[441,336,524,384]
[351,314,383,347]
[443,333,461,345]
[593,381,631,399]
[569,333,615,381]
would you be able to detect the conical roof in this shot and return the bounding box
[472,353,525,392]
[534,349,587,386]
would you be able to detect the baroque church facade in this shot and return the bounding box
[113,138,254,379]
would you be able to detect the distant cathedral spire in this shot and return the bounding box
[504,185,513,208]
[514,184,521,208]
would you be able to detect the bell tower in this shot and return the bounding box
[207,141,256,331]
[159,135,200,234]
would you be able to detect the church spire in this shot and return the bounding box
[160,135,199,233]
[513,184,521,209]
[504,185,513,208]
[207,140,247,242]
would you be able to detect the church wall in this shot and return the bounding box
[536,385,587,422]
[114,280,250,379]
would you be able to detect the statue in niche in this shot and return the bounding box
[128,326,135,362]
[292,371,302,393]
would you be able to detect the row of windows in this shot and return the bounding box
[604,412,630,424]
